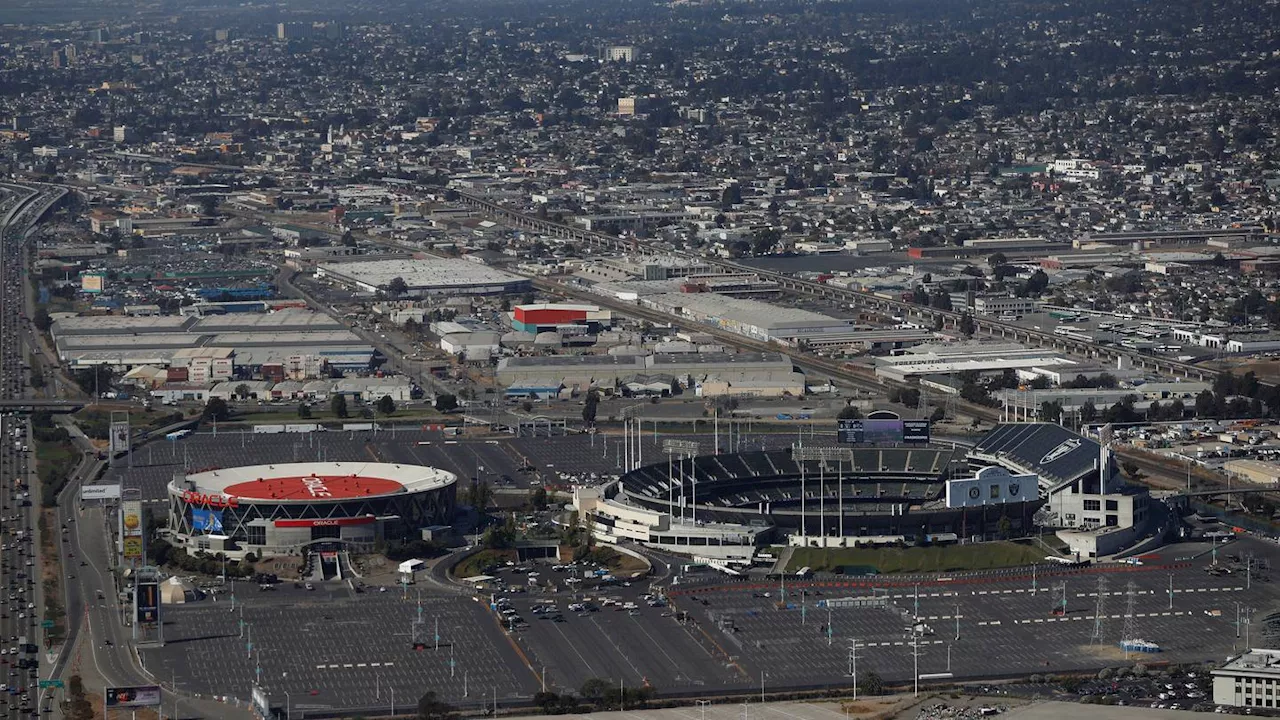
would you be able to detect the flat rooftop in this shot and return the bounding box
[318,258,525,289]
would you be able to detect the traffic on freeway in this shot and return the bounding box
[0,185,40,720]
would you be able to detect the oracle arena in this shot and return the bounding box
[165,462,456,556]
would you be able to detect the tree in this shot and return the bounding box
[837,405,862,420]
[203,397,230,422]
[33,308,51,332]
[199,196,219,217]
[297,403,312,419]
[234,383,251,400]
[330,394,349,418]
[530,486,548,511]
[434,393,458,412]
[1122,461,1141,479]
[1080,399,1098,423]
[856,670,885,696]
[341,230,357,247]
[416,691,454,720]
[73,364,115,396]
[959,312,976,336]
[385,276,409,297]
[1040,400,1064,423]
[987,252,1007,268]
[376,394,396,415]
[581,391,599,424]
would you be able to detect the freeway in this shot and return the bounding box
[0,182,44,720]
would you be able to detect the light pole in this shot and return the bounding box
[697,699,710,720]
[285,691,291,720]
[760,670,767,703]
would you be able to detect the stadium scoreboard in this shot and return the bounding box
[837,418,931,444]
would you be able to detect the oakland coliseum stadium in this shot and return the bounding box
[575,442,1049,563]
[165,462,456,556]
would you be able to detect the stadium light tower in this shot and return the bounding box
[664,439,699,526]
[792,447,853,546]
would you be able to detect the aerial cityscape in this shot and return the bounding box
[2,0,1280,719]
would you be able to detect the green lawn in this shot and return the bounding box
[785,541,1048,574]
[451,549,518,579]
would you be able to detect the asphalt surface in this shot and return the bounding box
[669,537,1280,689]
[0,184,45,720]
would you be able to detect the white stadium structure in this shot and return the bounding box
[165,462,456,556]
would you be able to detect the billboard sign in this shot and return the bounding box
[274,516,375,528]
[135,581,160,624]
[838,418,931,444]
[109,421,131,455]
[121,499,144,562]
[181,490,240,509]
[191,508,224,533]
[251,685,271,720]
[80,484,122,501]
[902,420,931,443]
[105,686,161,708]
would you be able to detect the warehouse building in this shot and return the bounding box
[315,258,530,297]
[49,309,374,374]
[495,351,803,399]
[640,292,856,343]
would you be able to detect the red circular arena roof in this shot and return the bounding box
[223,474,406,501]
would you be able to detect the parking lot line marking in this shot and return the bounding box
[328,664,339,669]
[989,620,1000,626]
[1136,614,1145,618]
[357,663,367,667]
[315,665,325,669]
[384,662,394,667]
[893,641,904,646]
[343,664,353,668]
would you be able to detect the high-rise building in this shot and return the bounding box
[214,28,232,42]
[604,45,635,62]
[113,126,133,143]
[277,22,314,41]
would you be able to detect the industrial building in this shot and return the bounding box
[49,308,375,375]
[511,303,613,334]
[496,351,802,399]
[873,342,1077,382]
[640,292,857,343]
[1212,649,1280,709]
[315,257,530,297]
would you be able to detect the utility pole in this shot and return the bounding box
[910,635,923,697]
[847,639,862,699]
[1168,574,1174,610]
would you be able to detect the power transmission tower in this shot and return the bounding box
[1051,581,1067,616]
[1091,575,1108,644]
[1120,580,1139,658]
